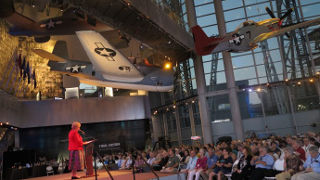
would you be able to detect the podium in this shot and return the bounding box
[84,140,96,176]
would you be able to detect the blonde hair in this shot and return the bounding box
[72,122,81,129]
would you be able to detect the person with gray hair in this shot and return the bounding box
[291,146,320,180]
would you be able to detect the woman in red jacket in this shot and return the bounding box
[68,122,85,179]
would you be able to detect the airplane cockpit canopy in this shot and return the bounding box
[236,20,256,29]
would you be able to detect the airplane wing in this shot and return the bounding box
[32,49,67,62]
[251,17,320,44]
[76,30,144,83]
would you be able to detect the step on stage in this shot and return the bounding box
[26,170,184,180]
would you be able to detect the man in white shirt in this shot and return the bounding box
[147,152,156,165]
[181,150,198,173]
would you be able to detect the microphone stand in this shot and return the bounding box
[131,155,136,180]
[133,148,159,180]
[80,131,114,180]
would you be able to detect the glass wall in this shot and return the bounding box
[151,0,320,144]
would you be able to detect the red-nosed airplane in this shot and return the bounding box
[192,7,320,56]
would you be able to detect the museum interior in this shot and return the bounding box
[0,0,320,180]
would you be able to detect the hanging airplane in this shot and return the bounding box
[32,31,174,92]
[192,7,320,56]
[1,0,122,43]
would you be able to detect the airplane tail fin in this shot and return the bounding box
[191,25,222,56]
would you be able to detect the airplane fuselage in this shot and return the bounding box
[212,18,280,53]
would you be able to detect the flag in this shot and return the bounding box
[15,53,21,73]
[21,57,26,78]
[26,62,30,84]
[32,69,37,88]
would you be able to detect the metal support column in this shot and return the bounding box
[174,108,182,145]
[185,0,213,144]
[151,115,161,142]
[160,93,169,137]
[214,0,244,140]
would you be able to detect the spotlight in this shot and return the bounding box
[309,78,314,83]
[297,81,302,85]
[164,62,172,70]
[191,100,195,104]
[248,88,253,92]
[317,71,320,75]
[285,78,289,82]
[6,122,9,125]
[153,110,158,115]
[173,105,176,109]
[256,88,262,92]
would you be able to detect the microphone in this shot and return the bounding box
[79,129,86,135]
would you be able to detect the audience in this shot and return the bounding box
[15,131,320,180]
[209,148,233,180]
[231,146,253,180]
[188,148,207,180]
[292,145,320,180]
[249,146,275,180]
[160,149,179,173]
[276,146,303,180]
[180,150,197,173]
[292,140,306,162]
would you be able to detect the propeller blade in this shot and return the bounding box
[280,8,293,21]
[285,32,290,38]
[265,7,276,18]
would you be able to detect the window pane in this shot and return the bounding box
[198,14,217,27]
[234,66,257,81]
[195,3,215,16]
[246,2,270,17]
[194,0,213,6]
[224,8,245,21]
[232,54,254,68]
[222,0,243,10]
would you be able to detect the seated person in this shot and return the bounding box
[249,146,275,180]
[160,149,179,173]
[209,148,233,180]
[204,147,218,178]
[134,154,146,173]
[181,150,198,173]
[152,150,168,171]
[147,151,156,166]
[117,155,126,169]
[291,146,320,180]
[276,146,303,180]
[231,146,253,180]
[180,150,190,169]
[188,148,207,180]
[292,140,306,162]
[119,154,132,170]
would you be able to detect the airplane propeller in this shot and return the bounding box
[265,7,293,38]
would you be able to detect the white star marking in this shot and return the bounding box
[99,48,113,57]
[71,65,80,73]
[47,19,55,29]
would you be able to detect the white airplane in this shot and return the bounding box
[33,31,174,92]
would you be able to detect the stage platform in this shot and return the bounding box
[26,170,173,180]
